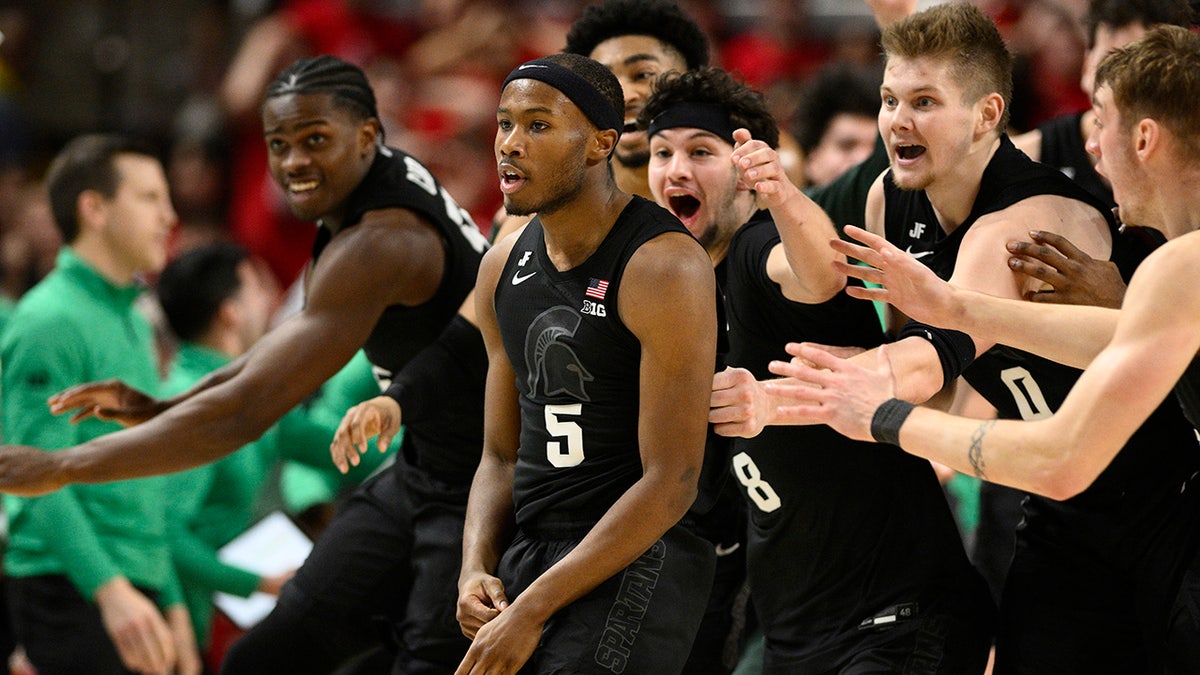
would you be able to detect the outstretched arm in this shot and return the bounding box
[774,233,1200,499]
[0,210,447,493]
[48,354,251,428]
[834,224,1118,369]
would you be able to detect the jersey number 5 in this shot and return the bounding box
[545,403,584,467]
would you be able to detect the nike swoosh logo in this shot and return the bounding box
[904,246,934,260]
[512,270,537,285]
[714,542,741,557]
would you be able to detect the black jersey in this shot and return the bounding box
[1176,356,1200,431]
[310,146,489,479]
[883,134,1200,667]
[1038,112,1115,210]
[493,197,700,529]
[724,214,989,663]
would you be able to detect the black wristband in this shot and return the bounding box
[898,320,977,389]
[870,398,915,446]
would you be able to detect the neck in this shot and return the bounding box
[197,328,245,359]
[707,195,759,267]
[614,162,652,201]
[925,135,1002,234]
[539,176,632,271]
[1153,165,1200,240]
[70,238,137,286]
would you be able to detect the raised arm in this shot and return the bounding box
[732,128,846,303]
[0,210,446,494]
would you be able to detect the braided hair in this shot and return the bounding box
[264,56,381,134]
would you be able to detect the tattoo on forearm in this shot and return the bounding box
[968,420,995,480]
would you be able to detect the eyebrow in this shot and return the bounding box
[263,118,328,137]
[880,84,941,96]
[622,53,662,67]
[497,105,558,116]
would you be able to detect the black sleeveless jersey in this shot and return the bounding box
[883,133,1200,538]
[310,146,490,479]
[724,213,984,655]
[494,196,704,529]
[1176,355,1200,431]
[1037,112,1115,210]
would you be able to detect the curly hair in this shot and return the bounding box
[565,0,709,70]
[638,67,778,149]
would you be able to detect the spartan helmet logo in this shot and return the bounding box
[525,306,594,402]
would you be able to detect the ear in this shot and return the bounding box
[587,128,620,164]
[358,118,381,156]
[76,189,108,235]
[976,93,1004,135]
[215,297,240,332]
[1133,118,1158,161]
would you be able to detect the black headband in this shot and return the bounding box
[502,58,623,134]
[647,103,736,144]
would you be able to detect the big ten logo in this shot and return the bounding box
[582,299,607,317]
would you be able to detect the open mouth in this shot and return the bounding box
[896,144,926,161]
[668,194,701,222]
[624,122,639,133]
[499,166,527,194]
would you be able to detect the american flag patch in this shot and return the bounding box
[585,278,609,300]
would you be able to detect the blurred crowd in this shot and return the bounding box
[0,0,1097,299]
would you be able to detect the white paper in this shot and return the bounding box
[213,511,313,629]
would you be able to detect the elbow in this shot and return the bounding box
[1035,471,1090,502]
[1026,440,1093,501]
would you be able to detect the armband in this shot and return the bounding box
[897,320,977,388]
[383,315,486,424]
[870,398,915,446]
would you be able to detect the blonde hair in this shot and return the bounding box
[881,2,1013,131]
[1095,25,1200,163]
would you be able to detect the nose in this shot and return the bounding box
[280,146,310,174]
[1084,123,1100,159]
[884,103,912,134]
[160,196,178,229]
[497,127,524,159]
[665,152,692,182]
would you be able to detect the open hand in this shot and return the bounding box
[832,225,959,326]
[48,380,166,427]
[330,396,401,474]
